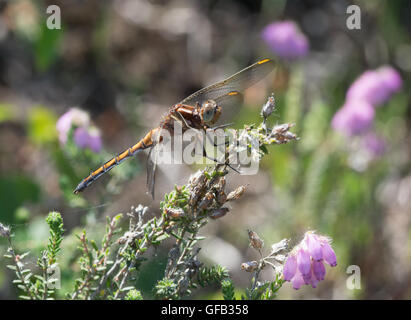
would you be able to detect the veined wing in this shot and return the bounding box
[179,58,275,107]
[146,128,162,199]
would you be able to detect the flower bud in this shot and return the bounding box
[198,192,214,210]
[227,186,246,201]
[261,94,276,119]
[209,207,229,220]
[165,207,185,219]
[248,229,264,250]
[241,261,258,272]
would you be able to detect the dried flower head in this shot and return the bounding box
[164,207,185,219]
[0,222,11,238]
[261,93,276,120]
[248,229,264,250]
[241,261,258,272]
[209,207,229,220]
[227,186,246,201]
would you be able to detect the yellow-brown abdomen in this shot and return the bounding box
[73,128,159,194]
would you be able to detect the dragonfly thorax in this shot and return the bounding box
[200,100,222,126]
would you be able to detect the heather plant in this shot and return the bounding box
[0,95,338,300]
[1,1,409,301]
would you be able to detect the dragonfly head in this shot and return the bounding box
[200,100,221,126]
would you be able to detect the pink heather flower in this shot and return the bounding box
[362,132,386,157]
[87,128,103,153]
[291,270,306,290]
[262,21,309,60]
[297,249,311,276]
[56,108,102,153]
[306,232,323,261]
[56,108,90,144]
[332,66,401,141]
[331,100,375,136]
[321,241,337,267]
[283,254,297,281]
[346,66,402,107]
[73,127,89,149]
[308,268,319,288]
[283,231,337,290]
[312,260,326,281]
[73,127,102,153]
[379,66,402,94]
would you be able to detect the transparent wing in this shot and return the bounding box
[213,90,243,106]
[146,129,162,199]
[146,147,157,199]
[179,59,275,107]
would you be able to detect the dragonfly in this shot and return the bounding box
[74,58,275,199]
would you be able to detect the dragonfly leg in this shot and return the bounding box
[204,128,230,150]
[205,123,233,147]
[176,110,195,130]
[208,123,234,130]
[200,144,241,174]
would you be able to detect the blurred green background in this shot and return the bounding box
[0,0,410,299]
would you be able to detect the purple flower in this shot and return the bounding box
[73,127,89,149]
[305,232,323,261]
[262,21,309,60]
[283,231,337,290]
[73,127,103,153]
[331,100,375,136]
[87,129,103,153]
[56,107,102,153]
[321,241,337,267]
[362,132,386,157]
[309,270,319,288]
[312,260,326,281]
[56,108,90,144]
[332,66,401,142]
[346,66,402,107]
[297,249,311,276]
[291,270,306,290]
[283,254,297,281]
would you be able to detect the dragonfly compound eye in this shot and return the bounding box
[201,100,218,124]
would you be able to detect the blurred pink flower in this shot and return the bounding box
[362,132,386,157]
[73,127,103,153]
[262,21,309,60]
[331,100,375,136]
[332,65,401,146]
[283,231,337,290]
[73,127,90,149]
[56,108,90,144]
[56,108,102,153]
[87,128,103,153]
[346,66,402,107]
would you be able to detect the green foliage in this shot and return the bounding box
[1,98,297,300]
[125,289,143,300]
[45,212,64,265]
[221,279,236,300]
[2,211,64,300]
[0,104,15,123]
[0,174,40,224]
[154,278,179,300]
[35,21,63,72]
[28,106,58,145]
[197,265,230,287]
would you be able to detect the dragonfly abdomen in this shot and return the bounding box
[73,128,158,194]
